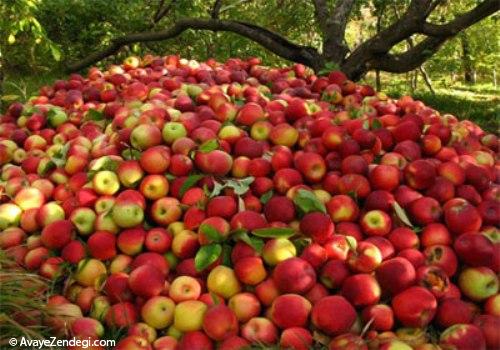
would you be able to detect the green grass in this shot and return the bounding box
[0,250,51,346]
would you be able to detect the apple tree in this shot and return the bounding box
[66,0,499,80]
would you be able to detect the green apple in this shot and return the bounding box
[111,202,144,228]
[70,207,97,235]
[47,108,68,127]
[173,300,207,332]
[93,170,120,195]
[262,238,297,266]
[162,122,187,144]
[141,296,176,330]
[458,267,499,301]
[0,203,22,230]
[207,266,241,299]
[90,296,111,321]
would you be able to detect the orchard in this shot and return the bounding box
[0,55,499,350]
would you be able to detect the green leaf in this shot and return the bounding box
[293,189,326,214]
[252,227,296,238]
[233,230,264,254]
[101,158,119,172]
[52,143,70,160]
[392,202,414,228]
[210,177,254,197]
[221,244,232,267]
[50,44,61,61]
[234,99,245,106]
[362,120,370,130]
[122,148,141,160]
[39,160,56,176]
[238,196,245,212]
[371,118,383,129]
[293,238,312,254]
[179,174,204,197]
[260,190,274,204]
[199,224,225,242]
[318,62,339,76]
[209,292,221,305]
[199,139,219,153]
[195,243,222,272]
[225,176,254,195]
[86,109,104,121]
[210,181,225,197]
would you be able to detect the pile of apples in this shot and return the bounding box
[0,55,499,350]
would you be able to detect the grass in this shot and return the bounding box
[1,72,498,133]
[0,250,52,346]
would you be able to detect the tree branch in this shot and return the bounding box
[65,18,322,73]
[341,0,498,80]
[152,0,166,23]
[369,37,444,73]
[421,0,499,37]
[149,0,176,29]
[312,0,329,34]
[211,0,223,19]
[322,0,356,64]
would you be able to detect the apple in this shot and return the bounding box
[141,296,175,330]
[458,267,499,301]
[311,296,356,336]
[70,207,97,235]
[74,258,107,287]
[241,317,278,345]
[262,238,297,266]
[93,170,120,195]
[162,122,187,144]
[202,304,239,341]
[360,210,392,236]
[207,266,241,299]
[168,276,201,302]
[111,201,144,228]
[173,300,208,332]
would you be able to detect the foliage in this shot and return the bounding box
[0,0,61,73]
[0,0,497,82]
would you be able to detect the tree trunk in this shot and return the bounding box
[460,33,475,84]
